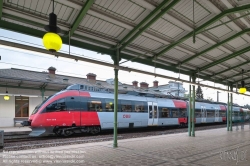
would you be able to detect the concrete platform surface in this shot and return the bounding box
[0,127,31,136]
[1,125,250,166]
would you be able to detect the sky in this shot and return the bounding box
[0,28,249,106]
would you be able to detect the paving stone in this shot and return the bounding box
[0,125,250,165]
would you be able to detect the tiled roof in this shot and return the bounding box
[0,68,169,96]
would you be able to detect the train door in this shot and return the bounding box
[148,102,158,126]
[201,106,207,123]
[66,97,81,126]
[215,107,219,122]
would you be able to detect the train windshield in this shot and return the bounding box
[31,96,51,115]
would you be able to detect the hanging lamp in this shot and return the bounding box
[43,0,62,52]
[239,69,246,94]
[4,86,10,101]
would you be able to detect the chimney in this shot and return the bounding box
[140,82,148,89]
[87,73,96,84]
[153,80,158,88]
[48,66,56,78]
[132,81,138,88]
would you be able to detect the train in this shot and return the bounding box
[24,84,250,136]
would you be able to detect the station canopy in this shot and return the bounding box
[1,0,250,90]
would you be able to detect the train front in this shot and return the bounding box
[23,95,55,137]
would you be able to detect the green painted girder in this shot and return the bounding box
[233,75,250,84]
[0,0,3,18]
[0,84,58,92]
[0,20,232,87]
[182,29,250,64]
[69,0,94,37]
[200,46,250,71]
[120,0,180,50]
[212,59,250,76]
[119,0,171,47]
[154,4,250,59]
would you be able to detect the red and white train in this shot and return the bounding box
[25,84,250,136]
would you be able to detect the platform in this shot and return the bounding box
[1,125,250,166]
[0,127,31,136]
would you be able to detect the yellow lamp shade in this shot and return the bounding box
[239,87,246,94]
[4,95,10,100]
[43,32,62,52]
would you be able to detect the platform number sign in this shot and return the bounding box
[201,106,206,123]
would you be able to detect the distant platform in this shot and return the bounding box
[1,125,250,165]
[0,127,31,136]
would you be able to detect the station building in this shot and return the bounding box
[0,67,185,127]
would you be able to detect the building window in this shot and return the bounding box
[15,96,29,117]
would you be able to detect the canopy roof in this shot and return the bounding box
[1,0,250,90]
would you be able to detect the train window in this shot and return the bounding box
[219,111,226,117]
[159,108,170,118]
[171,109,179,118]
[179,109,186,117]
[79,97,88,111]
[45,101,58,112]
[233,111,239,117]
[45,98,66,112]
[121,100,132,112]
[206,110,214,117]
[195,109,201,118]
[104,99,114,112]
[87,99,102,112]
[134,102,145,113]
[66,97,80,111]
[149,105,152,119]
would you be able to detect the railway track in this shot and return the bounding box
[2,123,236,151]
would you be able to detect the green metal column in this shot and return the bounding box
[191,81,195,137]
[113,47,120,148]
[113,68,118,147]
[230,91,233,131]
[227,86,229,131]
[188,76,191,136]
[40,88,45,101]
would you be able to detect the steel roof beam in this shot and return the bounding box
[120,0,180,50]
[212,59,250,76]
[0,20,235,87]
[0,0,3,18]
[221,71,250,81]
[154,4,250,59]
[68,0,94,37]
[199,47,250,71]
[182,29,250,64]
[119,0,171,47]
[234,74,250,84]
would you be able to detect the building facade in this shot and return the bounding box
[0,67,186,127]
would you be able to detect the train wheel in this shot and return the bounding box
[54,129,62,136]
[63,130,73,137]
[89,126,101,135]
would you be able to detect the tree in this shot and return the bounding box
[196,85,203,99]
[244,104,250,109]
[207,97,214,101]
[184,93,189,98]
